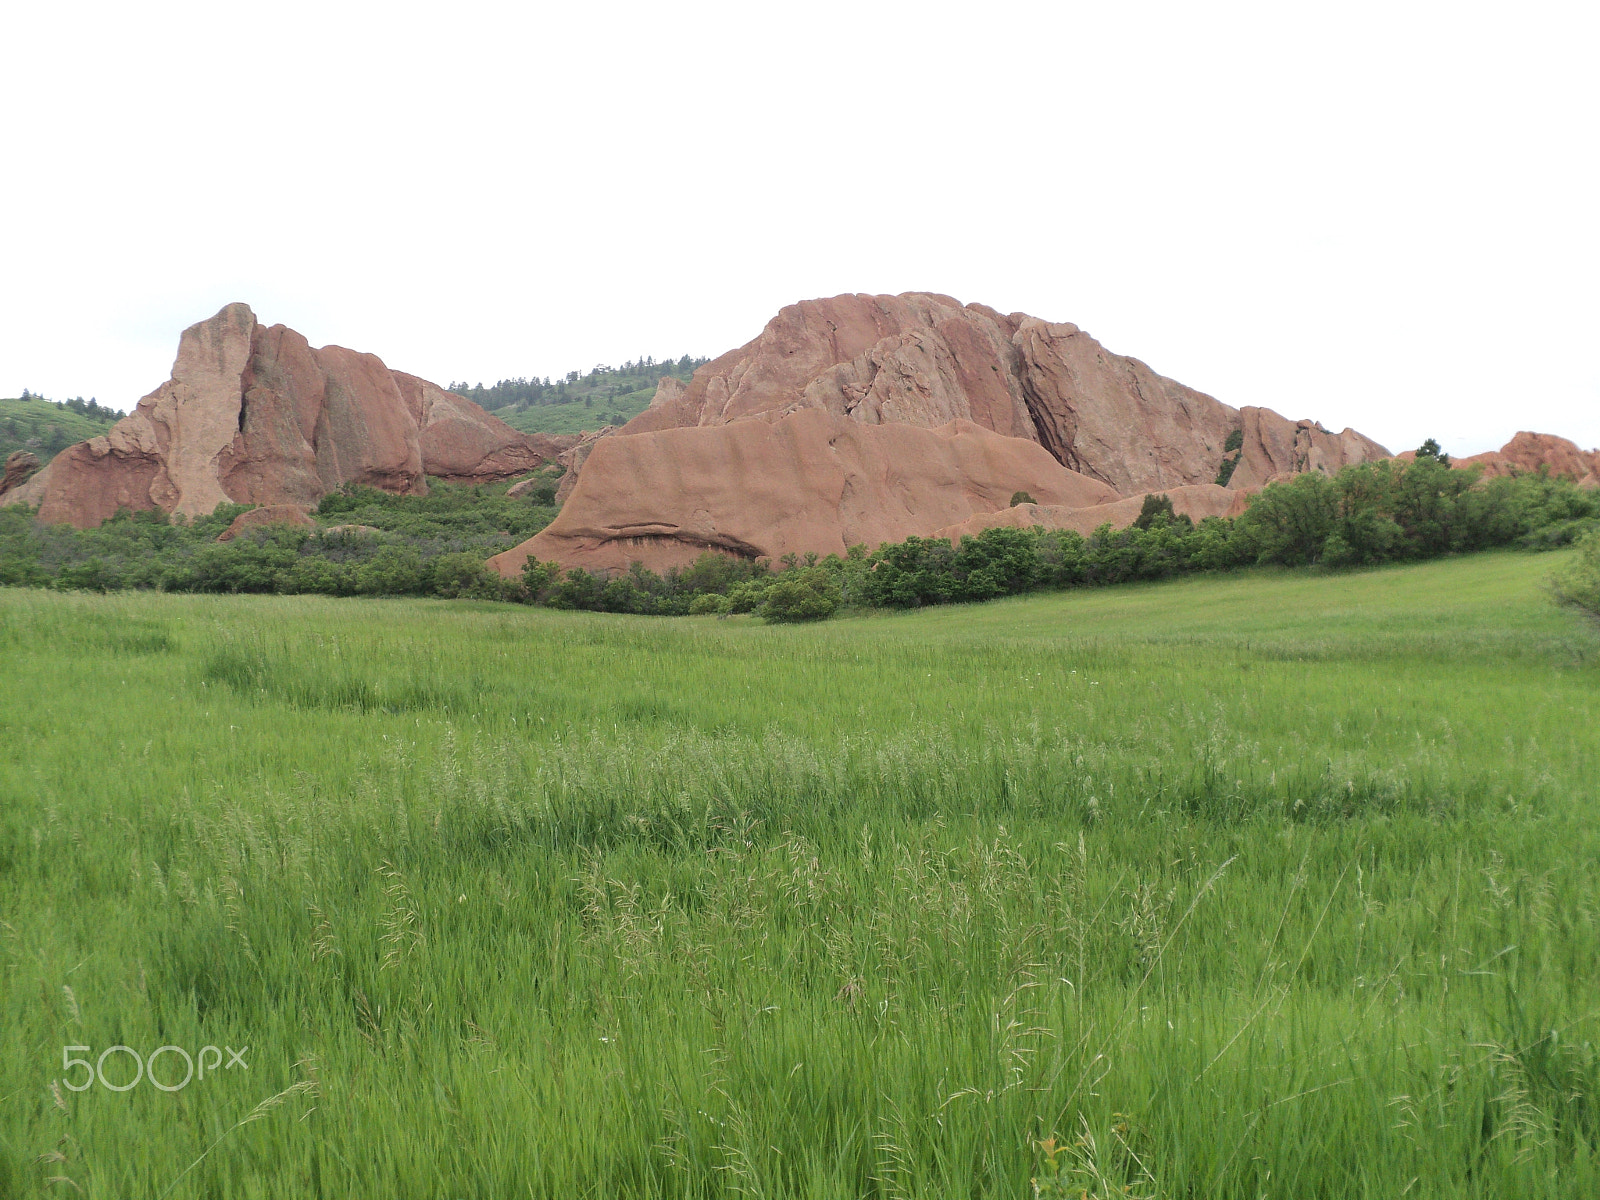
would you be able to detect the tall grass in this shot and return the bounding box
[0,551,1596,1197]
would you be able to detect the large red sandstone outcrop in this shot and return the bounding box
[1454,432,1599,487]
[7,304,572,528]
[488,408,1121,576]
[514,291,1386,573]
[931,484,1251,544]
[608,292,1388,495]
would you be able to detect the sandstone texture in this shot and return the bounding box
[1227,408,1391,491]
[648,374,687,411]
[931,484,1250,544]
[216,504,316,541]
[554,426,617,505]
[608,293,1388,495]
[488,408,1120,577]
[1454,432,1600,488]
[514,291,1389,573]
[0,451,41,498]
[9,304,569,527]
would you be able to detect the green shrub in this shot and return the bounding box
[55,556,123,592]
[1521,517,1600,550]
[520,557,557,600]
[1133,493,1178,530]
[725,580,769,614]
[951,526,1042,599]
[1233,471,1337,565]
[688,592,730,615]
[758,567,840,622]
[428,552,504,600]
[1009,490,1036,506]
[1550,530,1600,625]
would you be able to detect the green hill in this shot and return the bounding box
[451,354,707,436]
[500,387,656,436]
[0,393,122,463]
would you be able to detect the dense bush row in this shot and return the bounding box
[3,447,1596,621]
[0,480,560,599]
[521,450,1598,620]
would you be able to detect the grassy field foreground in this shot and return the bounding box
[1,553,1597,1197]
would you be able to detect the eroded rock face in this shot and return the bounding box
[9,304,566,527]
[1228,408,1390,491]
[554,426,617,505]
[1455,432,1600,487]
[527,291,1388,572]
[488,408,1121,576]
[0,451,41,498]
[605,293,1389,495]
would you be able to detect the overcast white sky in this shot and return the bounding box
[2,0,1595,457]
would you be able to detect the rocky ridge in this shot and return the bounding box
[494,292,1388,575]
[1454,432,1599,488]
[3,304,572,527]
[613,292,1388,494]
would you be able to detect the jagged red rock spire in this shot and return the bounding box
[3,304,571,527]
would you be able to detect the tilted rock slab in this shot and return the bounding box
[9,304,572,527]
[488,408,1121,577]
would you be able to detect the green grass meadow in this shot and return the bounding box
[1,552,1597,1197]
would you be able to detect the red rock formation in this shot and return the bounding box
[604,293,1388,495]
[0,451,41,498]
[553,426,618,505]
[1227,408,1390,491]
[9,304,570,527]
[522,292,1387,573]
[931,484,1251,544]
[488,408,1121,577]
[215,504,316,541]
[1453,432,1600,487]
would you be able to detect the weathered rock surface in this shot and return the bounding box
[931,484,1250,544]
[0,451,41,498]
[606,293,1389,495]
[488,408,1120,576]
[1454,432,1600,487]
[530,292,1388,572]
[648,374,686,411]
[1227,408,1390,491]
[554,426,617,505]
[9,304,568,527]
[215,504,316,541]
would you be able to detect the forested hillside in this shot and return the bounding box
[449,355,708,435]
[0,393,122,461]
